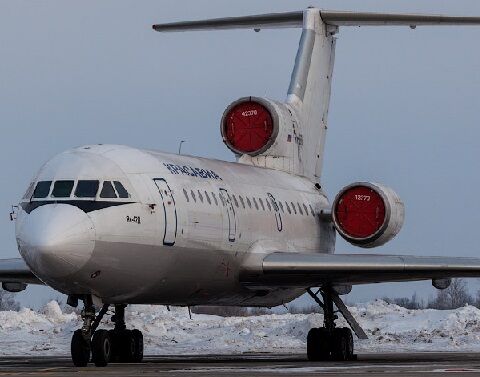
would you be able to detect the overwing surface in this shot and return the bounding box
[240,252,480,288]
[0,258,42,284]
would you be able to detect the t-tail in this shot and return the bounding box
[153,8,480,183]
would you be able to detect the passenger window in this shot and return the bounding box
[204,191,211,205]
[309,204,315,216]
[232,195,239,208]
[113,181,130,198]
[253,198,259,210]
[23,182,35,200]
[183,189,189,202]
[52,180,74,198]
[291,201,297,214]
[197,190,204,203]
[297,202,303,215]
[246,197,252,208]
[239,196,245,208]
[278,201,284,213]
[33,181,52,198]
[190,190,196,202]
[266,198,272,211]
[303,203,308,215]
[75,180,99,198]
[259,198,265,211]
[211,192,218,206]
[219,193,226,206]
[285,201,291,214]
[100,181,117,199]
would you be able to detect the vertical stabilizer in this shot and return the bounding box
[153,8,480,182]
[286,9,336,181]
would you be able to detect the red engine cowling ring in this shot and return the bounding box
[332,182,404,248]
[221,97,279,156]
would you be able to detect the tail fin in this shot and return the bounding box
[154,9,480,182]
[285,9,336,181]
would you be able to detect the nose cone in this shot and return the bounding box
[16,204,95,279]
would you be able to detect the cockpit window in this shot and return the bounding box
[23,182,35,200]
[113,181,130,198]
[52,180,74,198]
[33,181,52,198]
[100,181,117,198]
[75,180,99,198]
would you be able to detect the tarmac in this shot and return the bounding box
[0,353,479,376]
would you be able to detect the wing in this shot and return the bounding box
[240,252,480,289]
[0,258,42,285]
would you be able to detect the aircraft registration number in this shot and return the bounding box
[126,215,141,224]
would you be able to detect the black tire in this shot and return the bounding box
[71,329,91,367]
[307,328,330,361]
[332,327,352,361]
[131,329,144,363]
[91,329,112,367]
[108,329,120,363]
[339,327,354,360]
[117,330,135,363]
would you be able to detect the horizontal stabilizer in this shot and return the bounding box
[153,11,303,32]
[321,11,480,27]
[153,10,480,32]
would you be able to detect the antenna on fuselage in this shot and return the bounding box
[178,140,186,155]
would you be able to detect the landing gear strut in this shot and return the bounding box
[306,287,367,362]
[70,296,144,367]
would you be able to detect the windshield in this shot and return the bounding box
[32,181,52,198]
[75,180,100,198]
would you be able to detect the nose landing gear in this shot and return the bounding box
[70,296,144,367]
[306,287,367,362]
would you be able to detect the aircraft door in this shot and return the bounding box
[267,193,283,232]
[154,179,177,246]
[219,188,236,242]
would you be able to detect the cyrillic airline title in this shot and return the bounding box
[163,163,222,180]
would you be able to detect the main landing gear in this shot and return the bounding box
[70,296,143,367]
[306,287,368,362]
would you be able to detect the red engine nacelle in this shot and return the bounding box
[332,182,405,248]
[221,97,279,156]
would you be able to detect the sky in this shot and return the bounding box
[1,0,480,308]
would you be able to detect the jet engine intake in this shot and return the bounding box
[332,182,404,248]
[221,96,292,156]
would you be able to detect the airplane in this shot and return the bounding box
[2,7,480,368]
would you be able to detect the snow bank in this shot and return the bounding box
[1,300,480,356]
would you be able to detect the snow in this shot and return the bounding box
[0,299,480,356]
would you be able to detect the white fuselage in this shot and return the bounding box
[15,144,335,306]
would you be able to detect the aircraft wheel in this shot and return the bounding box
[71,329,91,367]
[91,329,112,367]
[116,330,135,362]
[131,329,144,363]
[107,329,120,362]
[110,329,143,363]
[332,327,353,361]
[307,327,330,361]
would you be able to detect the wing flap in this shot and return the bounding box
[240,252,480,288]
